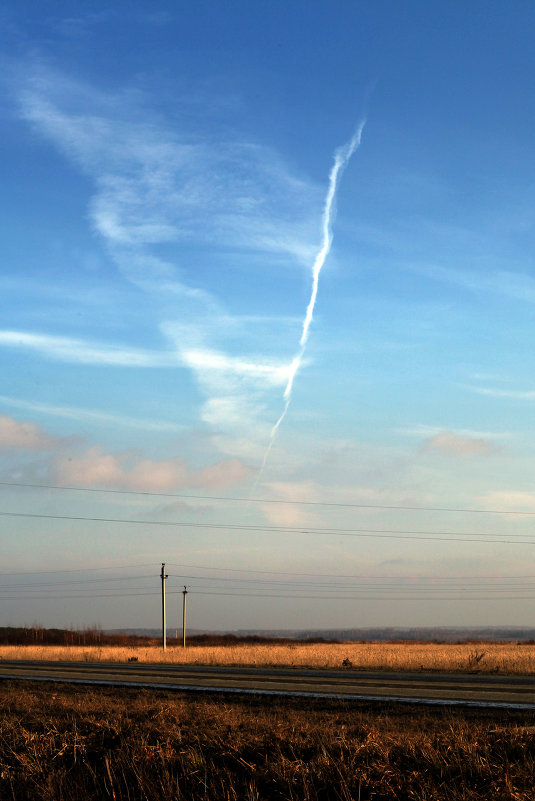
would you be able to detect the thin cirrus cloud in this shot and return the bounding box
[472,386,535,402]
[179,348,293,386]
[13,64,323,445]
[162,323,302,439]
[401,424,509,440]
[408,263,535,304]
[0,330,177,367]
[0,395,184,433]
[421,429,495,457]
[17,66,321,268]
[0,329,299,441]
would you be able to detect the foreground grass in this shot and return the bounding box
[2,641,535,673]
[1,681,534,800]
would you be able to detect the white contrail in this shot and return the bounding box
[300,121,366,347]
[254,120,366,484]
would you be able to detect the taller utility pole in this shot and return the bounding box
[182,586,188,648]
[160,563,168,651]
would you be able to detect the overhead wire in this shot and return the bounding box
[5,578,535,593]
[0,510,533,546]
[2,565,535,602]
[2,560,535,582]
[1,479,534,516]
[0,562,156,577]
[167,562,535,581]
[1,587,535,602]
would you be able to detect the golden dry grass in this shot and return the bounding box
[2,640,535,673]
[2,680,535,800]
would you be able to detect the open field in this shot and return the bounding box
[3,640,535,674]
[1,680,535,800]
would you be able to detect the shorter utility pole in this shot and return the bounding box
[182,586,188,648]
[160,563,168,651]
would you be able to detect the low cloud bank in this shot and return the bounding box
[0,414,251,490]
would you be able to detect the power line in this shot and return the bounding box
[6,578,535,594]
[1,480,533,516]
[4,575,535,594]
[0,574,155,589]
[166,573,535,590]
[192,590,535,601]
[0,558,532,582]
[167,562,535,581]
[3,572,535,592]
[2,590,535,601]
[0,562,156,577]
[1,510,534,545]
[0,591,160,601]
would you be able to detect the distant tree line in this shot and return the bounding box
[0,626,152,646]
[0,627,341,647]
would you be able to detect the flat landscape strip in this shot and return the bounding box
[3,673,535,709]
[3,660,535,707]
[3,640,535,673]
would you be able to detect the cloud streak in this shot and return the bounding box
[409,263,535,305]
[0,395,184,432]
[13,65,326,447]
[17,67,321,273]
[421,429,495,456]
[472,386,535,402]
[255,121,366,482]
[0,330,177,367]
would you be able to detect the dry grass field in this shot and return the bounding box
[1,680,534,800]
[2,640,535,673]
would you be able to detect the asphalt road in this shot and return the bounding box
[1,660,534,708]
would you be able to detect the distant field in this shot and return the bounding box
[2,640,535,673]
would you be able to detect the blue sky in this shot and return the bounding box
[2,1,535,632]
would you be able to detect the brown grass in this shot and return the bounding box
[1,680,534,800]
[3,640,535,673]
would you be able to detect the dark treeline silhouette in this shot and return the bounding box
[0,627,340,647]
[186,633,340,646]
[7,626,534,647]
[0,627,156,647]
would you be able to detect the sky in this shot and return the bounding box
[2,1,535,633]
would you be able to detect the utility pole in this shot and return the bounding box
[182,586,188,648]
[160,563,168,651]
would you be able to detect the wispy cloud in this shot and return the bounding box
[472,386,535,402]
[17,66,321,270]
[479,491,535,514]
[421,429,495,457]
[179,348,294,386]
[0,325,303,443]
[401,424,510,440]
[409,263,535,304]
[163,325,298,442]
[13,64,324,447]
[0,395,184,432]
[0,330,177,367]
